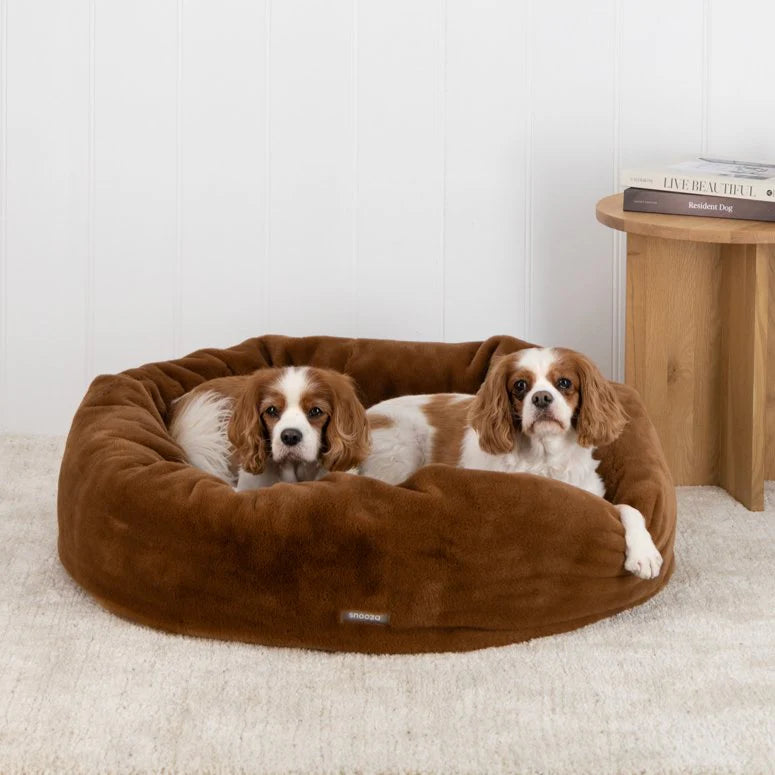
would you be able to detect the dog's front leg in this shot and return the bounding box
[235,468,277,491]
[615,504,663,579]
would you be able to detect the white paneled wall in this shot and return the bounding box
[1,0,774,433]
[178,0,267,356]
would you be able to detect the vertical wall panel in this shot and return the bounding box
[530,0,616,374]
[620,0,704,167]
[92,0,178,375]
[268,0,355,337]
[4,0,89,433]
[356,0,445,341]
[178,0,267,356]
[616,0,704,379]
[708,0,775,160]
[0,0,8,431]
[444,0,527,342]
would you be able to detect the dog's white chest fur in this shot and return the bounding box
[459,429,605,496]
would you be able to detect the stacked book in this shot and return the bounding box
[621,158,775,222]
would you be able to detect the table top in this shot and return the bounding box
[596,193,775,244]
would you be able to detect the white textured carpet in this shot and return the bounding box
[1,435,773,775]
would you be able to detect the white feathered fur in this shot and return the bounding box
[168,391,235,484]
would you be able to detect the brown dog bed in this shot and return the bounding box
[57,334,676,654]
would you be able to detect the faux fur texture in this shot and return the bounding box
[57,335,676,654]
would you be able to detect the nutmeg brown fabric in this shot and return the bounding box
[57,335,676,654]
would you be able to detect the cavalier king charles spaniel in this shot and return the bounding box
[361,346,663,579]
[169,366,370,489]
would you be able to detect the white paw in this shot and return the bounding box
[624,533,663,579]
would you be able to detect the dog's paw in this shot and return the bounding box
[624,534,663,579]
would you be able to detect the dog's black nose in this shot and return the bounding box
[532,390,553,409]
[280,428,303,446]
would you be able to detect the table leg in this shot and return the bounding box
[625,234,721,486]
[719,244,770,511]
[768,252,775,483]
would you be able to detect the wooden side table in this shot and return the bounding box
[596,193,774,511]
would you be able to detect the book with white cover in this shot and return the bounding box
[621,158,775,202]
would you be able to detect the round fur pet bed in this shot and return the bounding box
[57,335,676,654]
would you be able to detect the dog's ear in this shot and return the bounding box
[468,354,518,455]
[318,371,370,472]
[227,371,274,474]
[570,352,628,447]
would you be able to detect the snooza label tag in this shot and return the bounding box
[340,610,390,626]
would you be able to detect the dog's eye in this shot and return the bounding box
[307,406,323,419]
[265,406,279,417]
[513,379,528,394]
[557,377,572,391]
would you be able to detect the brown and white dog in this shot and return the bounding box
[361,346,663,579]
[169,366,370,490]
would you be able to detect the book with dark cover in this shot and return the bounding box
[623,187,775,222]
